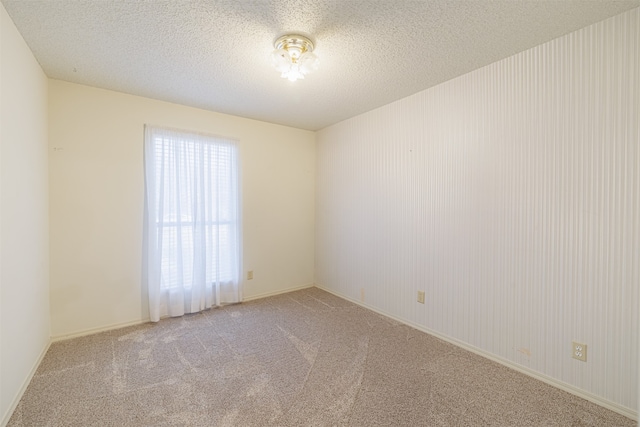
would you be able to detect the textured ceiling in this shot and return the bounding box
[2,1,639,130]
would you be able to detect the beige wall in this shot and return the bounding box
[0,4,50,424]
[49,80,315,338]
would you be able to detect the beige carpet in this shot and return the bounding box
[7,287,635,426]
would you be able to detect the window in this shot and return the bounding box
[143,126,241,321]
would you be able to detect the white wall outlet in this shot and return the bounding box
[572,341,587,362]
[417,291,425,304]
[247,270,253,280]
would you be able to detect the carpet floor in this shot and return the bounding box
[7,287,635,426]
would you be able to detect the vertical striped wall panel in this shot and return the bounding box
[316,9,639,412]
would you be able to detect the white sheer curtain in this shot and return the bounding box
[143,125,241,322]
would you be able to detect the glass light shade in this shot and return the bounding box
[271,49,292,73]
[298,52,319,75]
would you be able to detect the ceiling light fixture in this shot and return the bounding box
[271,34,319,82]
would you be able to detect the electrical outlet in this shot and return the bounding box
[417,291,425,304]
[247,270,253,280]
[572,341,587,362]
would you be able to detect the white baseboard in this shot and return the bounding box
[52,283,316,341]
[1,339,51,427]
[243,283,314,302]
[51,284,317,342]
[51,318,149,343]
[314,284,638,422]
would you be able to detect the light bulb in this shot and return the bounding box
[287,46,302,60]
[285,64,304,82]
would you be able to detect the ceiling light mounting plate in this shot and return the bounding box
[273,34,314,57]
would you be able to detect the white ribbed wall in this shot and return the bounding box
[316,9,639,414]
